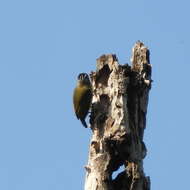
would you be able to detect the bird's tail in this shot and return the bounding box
[80,119,88,128]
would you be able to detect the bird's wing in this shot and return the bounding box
[73,86,92,119]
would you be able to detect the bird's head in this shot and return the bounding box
[77,73,91,86]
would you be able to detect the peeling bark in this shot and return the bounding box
[85,41,152,190]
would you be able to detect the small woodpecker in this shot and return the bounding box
[73,73,92,128]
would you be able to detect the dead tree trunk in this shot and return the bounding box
[85,41,152,190]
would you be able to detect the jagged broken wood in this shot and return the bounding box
[85,41,152,190]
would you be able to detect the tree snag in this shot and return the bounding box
[85,41,152,190]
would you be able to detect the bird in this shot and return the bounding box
[73,73,92,128]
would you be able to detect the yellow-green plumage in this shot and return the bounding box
[73,73,92,128]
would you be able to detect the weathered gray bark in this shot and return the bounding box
[85,41,152,190]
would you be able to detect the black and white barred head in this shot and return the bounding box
[77,73,91,85]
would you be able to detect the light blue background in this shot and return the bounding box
[0,0,189,189]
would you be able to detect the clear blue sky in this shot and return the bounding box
[0,0,189,189]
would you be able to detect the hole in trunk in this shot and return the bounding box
[112,165,125,180]
[95,64,111,86]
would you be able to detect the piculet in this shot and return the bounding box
[73,73,92,128]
